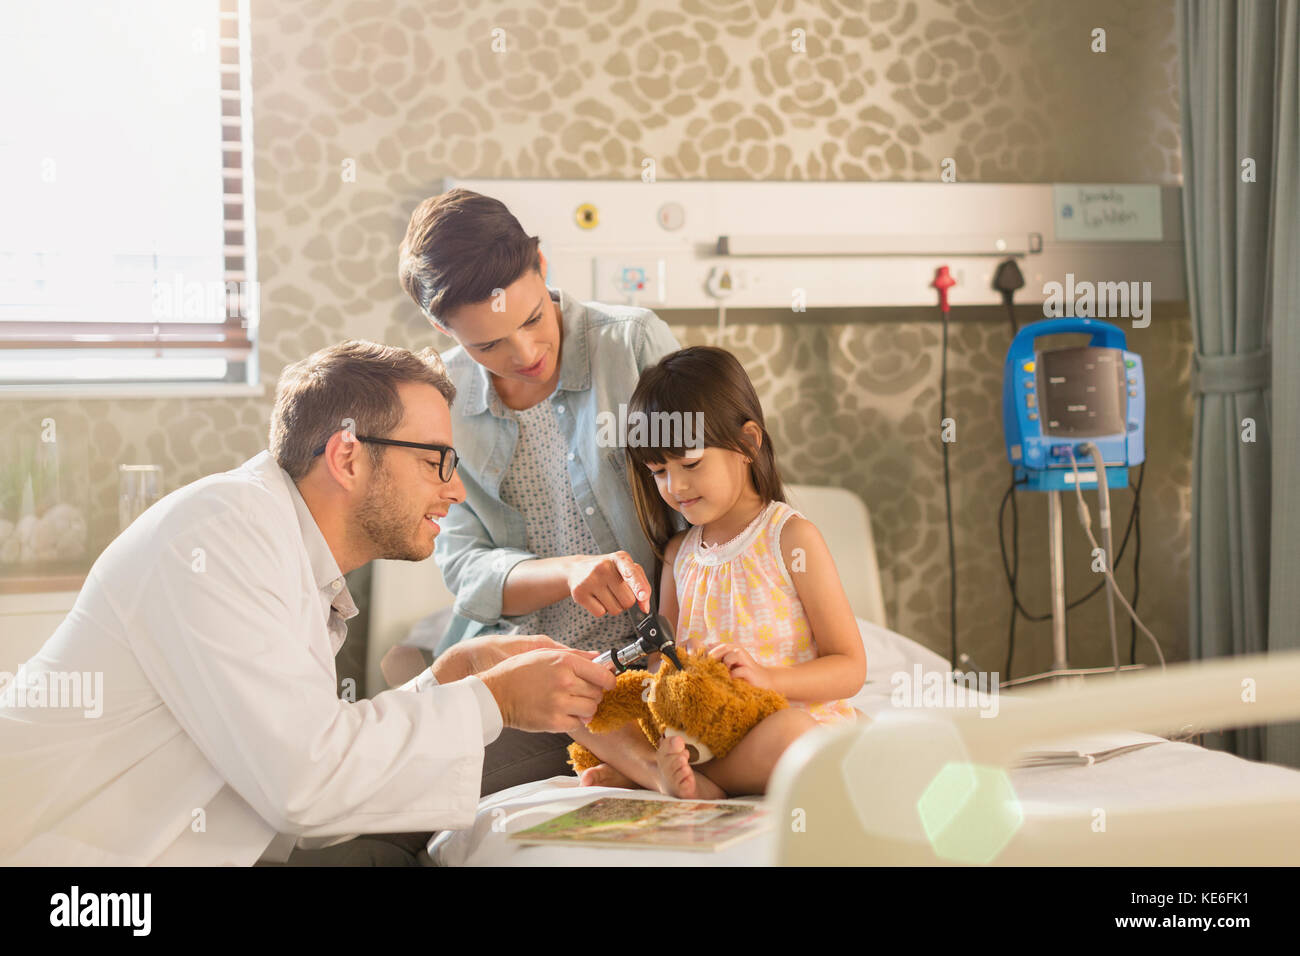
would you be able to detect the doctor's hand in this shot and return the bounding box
[565,551,652,618]
[464,634,594,675]
[477,649,616,733]
[431,634,595,684]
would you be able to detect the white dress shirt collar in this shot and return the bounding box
[284,470,356,621]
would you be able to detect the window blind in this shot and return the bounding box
[0,0,256,385]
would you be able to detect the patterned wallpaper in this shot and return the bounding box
[0,0,1187,682]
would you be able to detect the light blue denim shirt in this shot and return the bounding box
[433,286,681,651]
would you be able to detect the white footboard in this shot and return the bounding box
[767,650,1300,865]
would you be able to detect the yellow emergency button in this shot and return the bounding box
[1022,360,1035,373]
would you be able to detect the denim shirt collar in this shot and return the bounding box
[460,286,591,418]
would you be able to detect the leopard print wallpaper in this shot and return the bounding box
[0,0,1187,682]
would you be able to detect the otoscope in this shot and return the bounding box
[593,608,684,674]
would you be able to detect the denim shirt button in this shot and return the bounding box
[567,452,575,461]
[556,405,565,414]
[584,507,594,516]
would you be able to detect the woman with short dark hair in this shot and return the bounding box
[398,188,682,790]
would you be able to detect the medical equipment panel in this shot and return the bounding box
[1003,317,1144,492]
[443,179,1186,311]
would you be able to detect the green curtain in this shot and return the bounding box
[1178,0,1300,765]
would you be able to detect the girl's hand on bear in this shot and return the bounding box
[708,643,771,689]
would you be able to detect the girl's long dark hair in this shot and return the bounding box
[625,346,785,562]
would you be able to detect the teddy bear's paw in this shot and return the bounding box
[661,726,714,765]
[566,741,602,774]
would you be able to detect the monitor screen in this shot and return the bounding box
[1038,346,1128,438]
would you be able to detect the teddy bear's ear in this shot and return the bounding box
[586,669,655,733]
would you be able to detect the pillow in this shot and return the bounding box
[848,617,967,713]
[855,616,951,684]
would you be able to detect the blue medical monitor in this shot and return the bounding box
[1002,318,1144,491]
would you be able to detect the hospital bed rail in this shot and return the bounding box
[767,649,1300,865]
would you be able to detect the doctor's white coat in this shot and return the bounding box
[0,451,500,866]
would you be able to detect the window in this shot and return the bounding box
[0,0,257,392]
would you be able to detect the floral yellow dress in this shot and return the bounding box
[672,500,857,725]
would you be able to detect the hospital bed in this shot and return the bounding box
[368,486,1300,866]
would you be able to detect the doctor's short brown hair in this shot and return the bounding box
[270,340,456,480]
[398,187,542,327]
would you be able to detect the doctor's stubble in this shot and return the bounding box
[354,453,432,563]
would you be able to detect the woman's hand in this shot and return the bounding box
[708,643,772,690]
[565,551,652,617]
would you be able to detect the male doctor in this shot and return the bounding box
[0,339,614,866]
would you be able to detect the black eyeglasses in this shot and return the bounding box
[312,435,460,482]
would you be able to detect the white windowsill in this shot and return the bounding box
[0,382,266,401]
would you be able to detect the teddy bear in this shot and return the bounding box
[567,650,788,773]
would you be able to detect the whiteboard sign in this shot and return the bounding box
[1053,184,1163,241]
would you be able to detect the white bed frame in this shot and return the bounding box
[767,649,1300,865]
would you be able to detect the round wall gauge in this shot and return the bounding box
[657,201,685,231]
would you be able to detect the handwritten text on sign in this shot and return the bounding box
[1053,184,1163,242]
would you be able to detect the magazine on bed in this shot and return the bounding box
[1015,731,1168,768]
[508,797,770,851]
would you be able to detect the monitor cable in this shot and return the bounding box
[1067,445,1164,669]
[999,463,1145,674]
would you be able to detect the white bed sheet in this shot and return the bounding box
[430,622,1300,865]
[431,736,1300,866]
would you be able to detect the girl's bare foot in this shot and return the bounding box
[655,737,727,799]
[656,736,697,798]
[578,763,635,789]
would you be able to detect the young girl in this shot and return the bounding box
[623,345,866,799]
